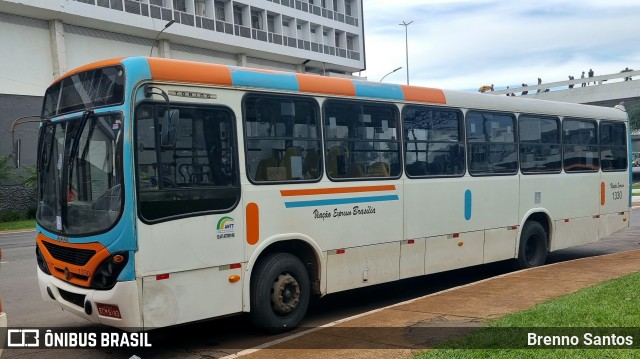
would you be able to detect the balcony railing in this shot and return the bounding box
[72,0,362,63]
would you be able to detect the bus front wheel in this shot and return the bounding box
[516,221,548,269]
[250,252,310,333]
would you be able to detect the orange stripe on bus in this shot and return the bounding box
[36,232,111,288]
[280,185,396,197]
[246,202,260,245]
[400,85,446,104]
[51,58,125,85]
[148,58,232,86]
[600,181,606,206]
[296,74,356,96]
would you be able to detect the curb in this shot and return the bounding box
[0,228,35,235]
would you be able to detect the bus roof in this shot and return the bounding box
[53,57,628,121]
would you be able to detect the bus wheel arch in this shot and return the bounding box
[516,212,551,269]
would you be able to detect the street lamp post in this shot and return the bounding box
[379,67,402,82]
[150,19,176,57]
[399,20,413,85]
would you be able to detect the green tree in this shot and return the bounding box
[20,165,38,188]
[0,155,16,185]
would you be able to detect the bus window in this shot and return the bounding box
[403,105,465,177]
[519,115,561,174]
[324,100,401,180]
[563,119,599,172]
[135,104,239,222]
[600,121,627,171]
[466,111,517,175]
[243,94,321,182]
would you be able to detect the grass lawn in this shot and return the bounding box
[417,272,640,358]
[633,183,640,190]
[0,219,36,231]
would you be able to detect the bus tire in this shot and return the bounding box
[250,252,310,333]
[516,221,548,269]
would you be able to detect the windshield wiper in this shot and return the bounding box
[60,110,93,230]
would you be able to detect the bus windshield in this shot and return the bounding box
[37,112,124,235]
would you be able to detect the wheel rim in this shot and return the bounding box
[270,273,301,315]
[524,234,539,264]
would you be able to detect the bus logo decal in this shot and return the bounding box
[216,216,235,239]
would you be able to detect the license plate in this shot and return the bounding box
[96,303,122,319]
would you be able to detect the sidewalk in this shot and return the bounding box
[234,249,640,359]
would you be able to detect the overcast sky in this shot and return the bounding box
[360,0,640,92]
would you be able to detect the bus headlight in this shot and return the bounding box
[36,246,51,275]
[91,252,129,290]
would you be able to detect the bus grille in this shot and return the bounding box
[42,241,96,266]
[58,288,86,308]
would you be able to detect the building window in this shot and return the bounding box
[251,10,263,29]
[346,36,353,50]
[345,0,352,16]
[267,15,275,32]
[215,1,225,21]
[334,33,340,47]
[173,0,186,12]
[233,6,243,25]
[195,0,206,16]
[333,0,338,11]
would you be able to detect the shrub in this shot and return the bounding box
[26,207,37,219]
[0,210,22,222]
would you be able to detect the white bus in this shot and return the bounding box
[34,57,631,333]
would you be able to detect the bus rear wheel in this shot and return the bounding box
[516,221,548,269]
[250,252,310,333]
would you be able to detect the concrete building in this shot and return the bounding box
[0,0,366,168]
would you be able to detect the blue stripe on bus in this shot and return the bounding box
[353,82,405,100]
[464,189,472,221]
[284,195,399,208]
[231,68,300,91]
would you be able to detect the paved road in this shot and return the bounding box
[1,211,639,358]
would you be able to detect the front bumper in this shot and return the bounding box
[37,267,142,330]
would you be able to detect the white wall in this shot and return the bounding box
[0,15,53,96]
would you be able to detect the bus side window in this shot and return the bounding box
[403,105,465,178]
[599,121,627,172]
[135,104,240,222]
[466,111,517,176]
[563,118,599,173]
[324,100,401,180]
[244,94,322,183]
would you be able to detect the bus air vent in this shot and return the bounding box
[42,242,96,266]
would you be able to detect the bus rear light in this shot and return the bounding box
[228,275,240,283]
[457,242,464,247]
[96,303,122,319]
[564,219,570,222]
[113,254,125,263]
[156,273,170,280]
[336,249,346,254]
[229,263,241,269]
[407,239,415,244]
